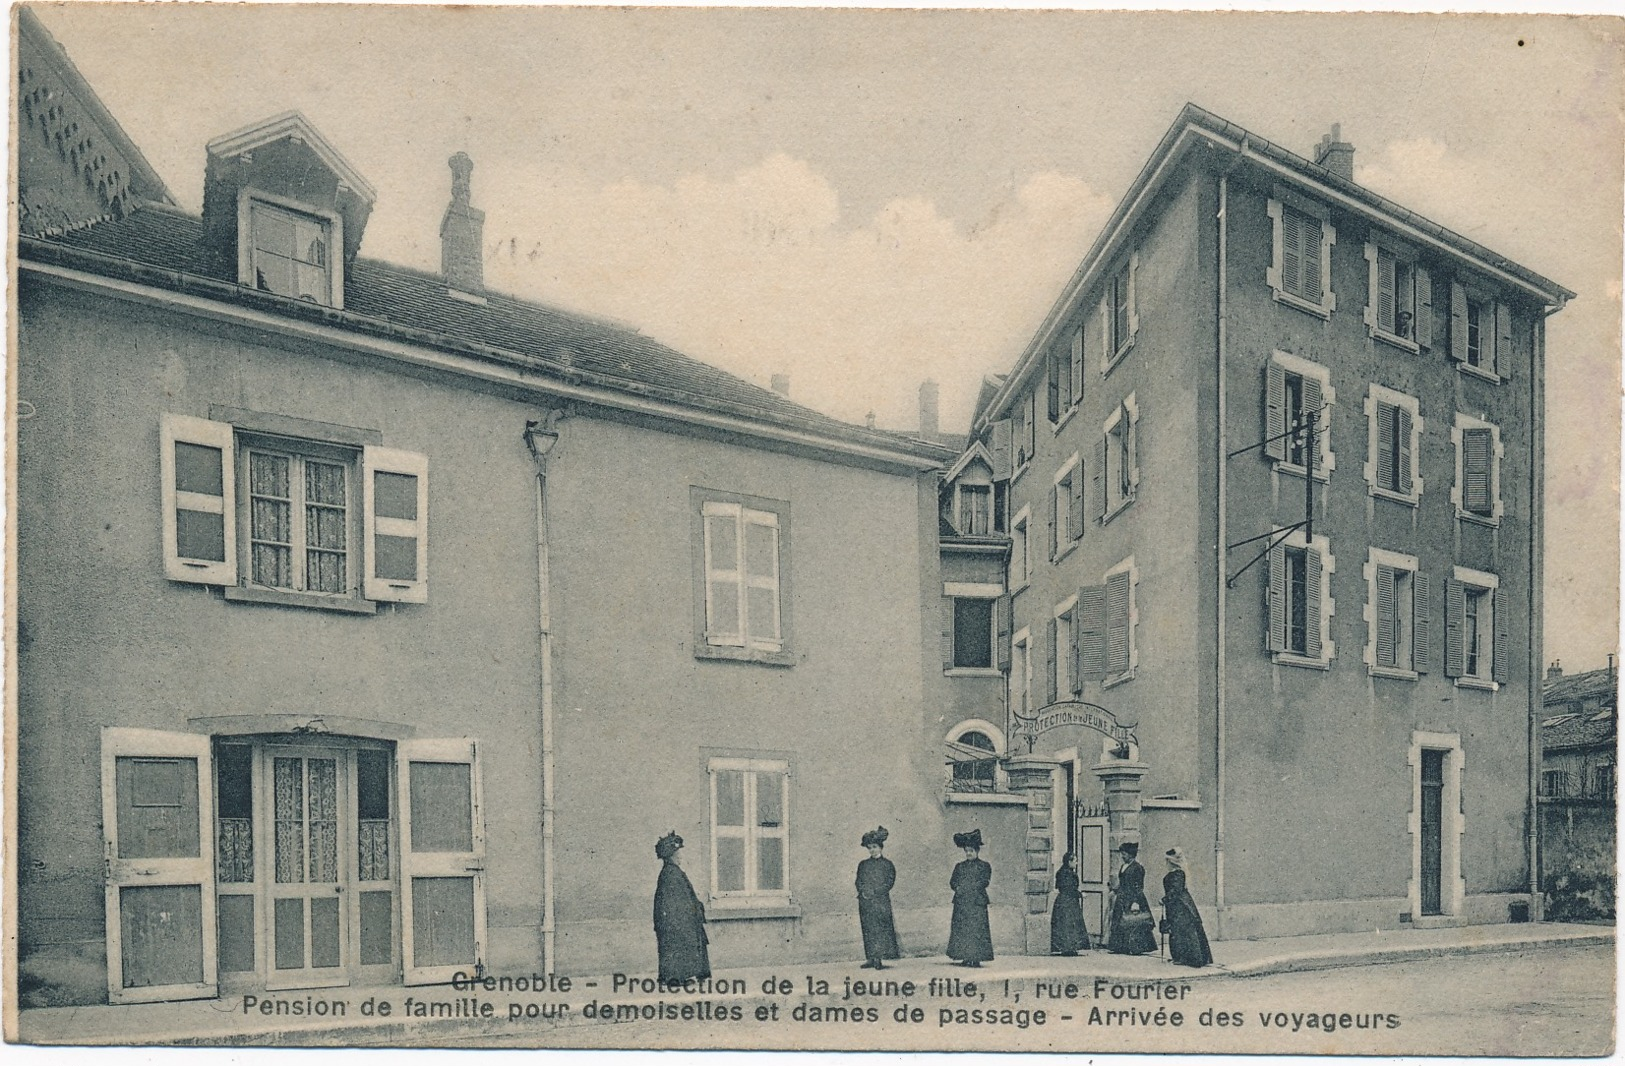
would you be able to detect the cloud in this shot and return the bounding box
[473,155,1112,430]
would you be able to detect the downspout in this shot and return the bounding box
[524,411,567,972]
[1214,153,1239,936]
[1527,303,1558,918]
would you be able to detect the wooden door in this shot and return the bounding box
[398,738,487,985]
[1076,813,1110,939]
[101,728,218,1004]
[1419,749,1444,916]
[263,746,350,990]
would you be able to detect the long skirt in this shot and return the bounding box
[947,898,994,962]
[1050,895,1090,954]
[859,895,901,961]
[1164,898,1212,968]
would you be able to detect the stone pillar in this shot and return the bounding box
[1092,756,1151,856]
[1003,755,1059,954]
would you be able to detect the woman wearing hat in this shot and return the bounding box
[1105,841,1157,955]
[1159,847,1212,968]
[1049,850,1091,956]
[653,831,710,982]
[856,826,901,969]
[947,829,994,967]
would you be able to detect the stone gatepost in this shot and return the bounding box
[1003,755,1060,954]
[1091,755,1151,856]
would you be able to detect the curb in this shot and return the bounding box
[1224,930,1615,978]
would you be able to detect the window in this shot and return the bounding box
[1015,390,1038,472]
[1049,597,1080,702]
[708,758,790,902]
[1594,764,1616,800]
[1076,559,1137,686]
[946,721,1006,796]
[1099,253,1139,369]
[1452,415,1503,524]
[944,583,1000,673]
[1267,530,1335,667]
[1445,566,1505,689]
[696,491,791,665]
[1449,282,1512,380]
[1010,629,1032,715]
[1364,241,1431,351]
[1098,396,1139,520]
[1048,327,1083,422]
[160,412,427,608]
[1268,194,1336,317]
[1051,455,1083,558]
[1009,507,1030,590]
[957,483,993,536]
[245,198,338,307]
[1364,386,1424,504]
[1264,352,1335,476]
[1365,548,1430,678]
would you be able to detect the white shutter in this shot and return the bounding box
[1492,590,1510,682]
[160,414,237,586]
[1267,542,1287,652]
[1448,282,1468,363]
[1301,376,1324,475]
[1077,585,1109,680]
[702,502,745,647]
[1127,251,1140,340]
[1413,572,1431,674]
[1264,363,1287,461]
[102,728,217,1004]
[1396,407,1414,496]
[1303,548,1323,660]
[1375,565,1398,668]
[363,446,429,603]
[1302,214,1325,305]
[1444,579,1466,678]
[1495,301,1514,379]
[1414,266,1433,348]
[1105,571,1132,675]
[989,419,1013,480]
[743,509,783,651]
[1070,327,1086,407]
[1362,242,1379,331]
[1462,428,1494,515]
[398,738,487,985]
[1279,205,1301,297]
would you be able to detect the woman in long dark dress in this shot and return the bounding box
[947,829,994,967]
[1159,847,1212,968]
[856,826,901,969]
[1049,850,1090,956]
[653,831,710,983]
[1105,841,1158,955]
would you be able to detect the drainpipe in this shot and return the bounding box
[1527,304,1557,919]
[1214,152,1240,936]
[524,411,566,971]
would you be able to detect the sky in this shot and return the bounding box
[24,3,1624,672]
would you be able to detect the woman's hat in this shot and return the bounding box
[1165,846,1186,868]
[953,829,984,849]
[1117,841,1139,856]
[655,830,683,859]
[861,826,889,848]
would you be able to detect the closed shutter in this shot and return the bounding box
[1396,407,1414,496]
[1048,348,1062,422]
[1301,376,1323,474]
[364,446,430,603]
[1300,214,1323,305]
[1069,612,1083,695]
[1461,427,1494,515]
[1413,572,1431,674]
[1024,392,1037,463]
[1375,565,1397,668]
[989,418,1013,480]
[1449,282,1468,363]
[1265,363,1287,461]
[1077,585,1109,679]
[1099,296,1111,371]
[1303,548,1323,660]
[1495,301,1514,379]
[1106,571,1132,675]
[996,595,1013,672]
[1069,468,1084,541]
[1376,402,1398,491]
[1444,578,1466,678]
[1414,266,1433,348]
[1492,590,1510,682]
[1127,251,1140,339]
[1071,327,1086,407]
[1267,542,1288,652]
[1046,616,1059,705]
[1281,207,1301,298]
[1377,247,1396,332]
[160,414,237,586]
[398,738,487,986]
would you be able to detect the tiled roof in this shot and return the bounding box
[1543,667,1618,708]
[1542,667,1617,751]
[24,204,954,465]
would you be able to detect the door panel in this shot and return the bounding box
[264,747,350,990]
[399,738,486,985]
[1420,750,1444,917]
[102,728,217,1004]
[1077,818,1109,937]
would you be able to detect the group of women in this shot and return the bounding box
[650,827,1210,983]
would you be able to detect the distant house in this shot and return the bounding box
[1539,661,1617,919]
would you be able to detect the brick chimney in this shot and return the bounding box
[918,379,940,437]
[1313,123,1355,183]
[770,374,791,397]
[1547,660,1563,679]
[441,152,485,295]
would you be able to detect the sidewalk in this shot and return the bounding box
[16,921,1612,1047]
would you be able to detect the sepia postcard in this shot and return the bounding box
[5,2,1620,1060]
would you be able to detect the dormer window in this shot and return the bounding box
[247,198,336,304]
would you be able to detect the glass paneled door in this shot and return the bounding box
[265,746,349,990]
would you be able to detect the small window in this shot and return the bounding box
[1445,567,1504,688]
[1077,561,1137,685]
[248,200,336,306]
[1269,196,1335,317]
[1449,282,1512,380]
[1052,601,1078,700]
[1099,397,1139,520]
[1047,331,1079,422]
[1365,386,1423,504]
[1268,531,1335,667]
[1051,456,1083,557]
[1009,509,1030,590]
[1015,391,1037,471]
[1100,254,1139,368]
[957,483,993,536]
[1264,353,1336,477]
[696,492,791,664]
[1364,242,1430,350]
[1453,416,1503,524]
[949,730,998,793]
[1010,630,1032,716]
[950,596,996,670]
[709,759,790,901]
[1366,549,1430,677]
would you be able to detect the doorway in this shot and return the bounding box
[1419,748,1444,916]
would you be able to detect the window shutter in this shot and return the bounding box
[1267,542,1287,652]
[1492,590,1510,682]
[1494,301,1513,379]
[1396,406,1414,496]
[1414,266,1433,349]
[1301,214,1323,305]
[1303,548,1323,660]
[1280,207,1302,298]
[1376,402,1397,491]
[1362,242,1379,330]
[1024,392,1037,461]
[1448,282,1468,362]
[1047,349,1061,422]
[364,446,430,603]
[1045,616,1059,705]
[1095,436,1108,520]
[1444,578,1466,678]
[1106,571,1132,675]
[942,599,957,672]
[1462,427,1494,514]
[1301,376,1323,474]
[989,418,1013,480]
[160,414,237,586]
[1098,296,1111,372]
[1049,483,1060,560]
[1069,469,1084,541]
[1265,363,1287,461]
[701,503,745,647]
[1069,613,1083,695]
[996,595,1012,672]
[1377,248,1396,331]
[1077,585,1109,679]
[1126,405,1140,490]
[1413,571,1431,674]
[1375,565,1397,668]
[1127,251,1140,339]
[1070,327,1085,408]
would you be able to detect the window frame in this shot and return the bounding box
[1053,594,1079,701]
[238,434,361,600]
[1264,351,1337,480]
[1363,385,1425,506]
[237,190,344,309]
[692,488,794,667]
[945,720,1010,800]
[1363,238,1428,353]
[1009,506,1031,593]
[1010,627,1032,717]
[706,757,792,907]
[944,583,1002,676]
[1268,528,1336,669]
[1100,395,1139,523]
[1099,252,1140,374]
[954,480,994,537]
[1363,547,1430,680]
[1449,280,1511,383]
[1446,566,1502,691]
[1267,192,1336,319]
[1451,414,1504,527]
[1101,557,1138,688]
[1051,453,1083,561]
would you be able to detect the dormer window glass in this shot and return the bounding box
[249,200,334,305]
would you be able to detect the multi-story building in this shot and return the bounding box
[947,105,1572,947]
[13,9,957,1007]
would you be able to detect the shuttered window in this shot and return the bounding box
[1369,552,1427,675]
[1263,353,1334,475]
[695,490,791,664]
[1052,457,1083,555]
[1280,205,1322,303]
[1444,570,1506,686]
[1268,536,1331,664]
[1455,416,1501,523]
[1367,387,1421,502]
[1449,281,1513,380]
[1365,242,1425,346]
[1076,564,1136,684]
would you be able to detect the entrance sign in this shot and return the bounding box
[1010,699,1137,753]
